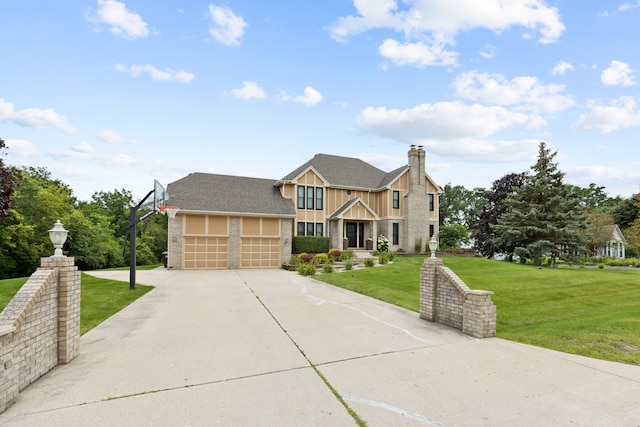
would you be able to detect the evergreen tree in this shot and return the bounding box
[472,172,526,259]
[493,142,587,266]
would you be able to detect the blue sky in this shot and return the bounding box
[2,1,640,202]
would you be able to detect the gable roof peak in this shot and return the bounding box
[281,153,404,190]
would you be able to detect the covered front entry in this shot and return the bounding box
[329,198,379,250]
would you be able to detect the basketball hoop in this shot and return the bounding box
[158,206,180,219]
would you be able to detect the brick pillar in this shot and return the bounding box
[40,256,81,364]
[462,291,496,339]
[419,257,442,321]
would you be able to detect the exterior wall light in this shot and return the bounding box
[48,220,69,257]
[429,235,438,258]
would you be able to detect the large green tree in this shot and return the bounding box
[612,196,639,230]
[439,224,470,250]
[493,142,587,266]
[439,183,485,230]
[472,172,526,259]
[0,138,18,220]
[0,167,74,276]
[88,189,133,239]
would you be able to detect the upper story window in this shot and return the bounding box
[306,186,314,210]
[315,187,323,210]
[297,185,324,211]
[429,193,435,211]
[297,186,305,209]
[393,190,400,209]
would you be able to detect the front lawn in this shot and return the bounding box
[315,256,640,365]
[0,273,153,335]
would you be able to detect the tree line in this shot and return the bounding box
[438,142,640,264]
[3,138,639,276]
[0,138,166,279]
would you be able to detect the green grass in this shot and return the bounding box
[0,277,27,308]
[80,273,153,335]
[316,256,640,365]
[0,273,153,335]
[317,256,424,312]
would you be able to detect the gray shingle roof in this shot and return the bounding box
[166,173,296,216]
[280,153,408,190]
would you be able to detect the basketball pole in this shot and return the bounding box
[128,189,154,291]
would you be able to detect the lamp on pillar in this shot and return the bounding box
[428,235,438,258]
[48,220,69,257]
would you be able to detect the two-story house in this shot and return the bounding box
[165,146,440,269]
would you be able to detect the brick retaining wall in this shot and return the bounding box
[0,256,80,413]
[420,257,496,338]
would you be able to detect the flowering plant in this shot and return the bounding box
[377,235,389,252]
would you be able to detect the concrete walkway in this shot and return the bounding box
[1,268,639,426]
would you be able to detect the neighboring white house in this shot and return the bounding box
[597,225,627,259]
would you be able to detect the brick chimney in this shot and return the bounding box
[408,145,425,190]
[404,145,429,253]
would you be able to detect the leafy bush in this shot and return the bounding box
[288,256,302,265]
[377,252,394,264]
[377,235,389,252]
[298,253,314,263]
[297,264,317,276]
[605,257,639,267]
[328,248,341,258]
[339,250,354,261]
[625,246,638,258]
[315,253,329,264]
[322,264,333,274]
[364,257,376,268]
[344,261,353,270]
[598,263,605,269]
[292,236,330,254]
[414,238,423,253]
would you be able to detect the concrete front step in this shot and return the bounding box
[351,250,374,259]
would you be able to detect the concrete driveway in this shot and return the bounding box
[1,268,639,426]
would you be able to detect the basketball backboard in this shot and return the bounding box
[153,179,167,211]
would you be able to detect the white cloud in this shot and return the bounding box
[49,146,137,166]
[601,60,636,86]
[378,38,458,67]
[0,98,76,134]
[293,87,323,106]
[571,96,640,133]
[568,164,640,197]
[552,61,573,75]
[328,0,565,67]
[72,141,94,154]
[4,139,38,157]
[115,63,195,82]
[208,4,247,46]
[356,101,543,162]
[86,0,149,39]
[358,101,530,140]
[600,1,640,16]
[97,129,139,145]
[453,71,575,114]
[230,81,266,100]
[479,44,496,59]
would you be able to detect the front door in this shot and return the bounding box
[346,222,357,248]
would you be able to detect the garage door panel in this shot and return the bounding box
[183,236,228,269]
[241,237,280,268]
